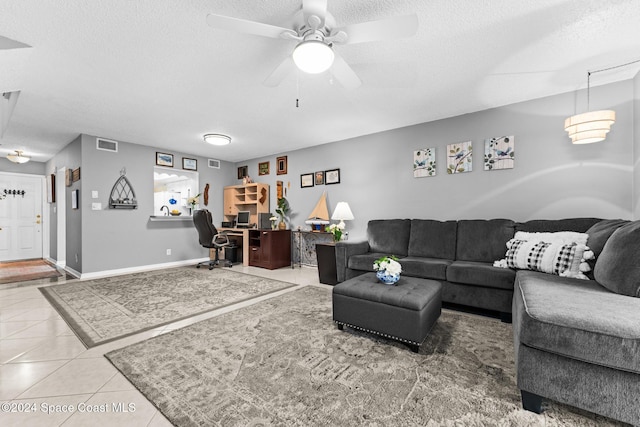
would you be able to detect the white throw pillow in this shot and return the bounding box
[494,232,595,280]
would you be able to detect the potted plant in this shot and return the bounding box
[373,255,402,285]
[276,197,290,230]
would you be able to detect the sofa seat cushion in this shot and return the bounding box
[400,256,451,281]
[446,260,515,290]
[348,253,401,272]
[515,270,640,374]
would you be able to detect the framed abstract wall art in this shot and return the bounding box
[446,141,472,174]
[484,136,514,170]
[413,148,436,177]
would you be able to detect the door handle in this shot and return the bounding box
[36,214,41,218]
[36,220,41,224]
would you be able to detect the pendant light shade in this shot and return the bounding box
[6,150,31,164]
[564,110,616,144]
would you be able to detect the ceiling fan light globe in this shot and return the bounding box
[292,40,334,74]
[203,134,231,146]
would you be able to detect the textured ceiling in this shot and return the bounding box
[1,0,640,163]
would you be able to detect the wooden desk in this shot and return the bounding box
[219,227,251,266]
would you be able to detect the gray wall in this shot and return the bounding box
[634,70,640,220]
[0,158,46,175]
[239,80,635,241]
[45,136,82,267]
[79,134,236,274]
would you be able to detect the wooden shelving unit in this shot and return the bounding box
[223,183,269,226]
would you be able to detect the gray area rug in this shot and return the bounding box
[106,286,623,426]
[40,267,295,348]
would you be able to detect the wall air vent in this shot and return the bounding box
[96,138,118,152]
[208,159,221,169]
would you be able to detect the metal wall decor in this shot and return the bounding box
[109,168,138,209]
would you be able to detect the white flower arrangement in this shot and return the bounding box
[373,255,402,275]
[187,193,201,207]
[326,222,345,242]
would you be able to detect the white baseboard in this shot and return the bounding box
[77,258,209,280]
[64,266,81,279]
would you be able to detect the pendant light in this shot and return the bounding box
[565,59,640,144]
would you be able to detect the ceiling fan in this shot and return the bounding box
[206,0,418,89]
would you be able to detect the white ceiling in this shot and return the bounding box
[1,0,640,163]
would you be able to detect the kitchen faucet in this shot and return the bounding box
[160,205,169,216]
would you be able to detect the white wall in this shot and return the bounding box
[239,80,635,241]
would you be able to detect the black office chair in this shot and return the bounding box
[193,209,233,269]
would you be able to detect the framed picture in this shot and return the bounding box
[276,156,288,175]
[259,161,270,176]
[314,171,325,185]
[301,173,314,188]
[72,189,79,210]
[48,174,56,203]
[156,152,174,167]
[325,168,341,185]
[65,168,72,187]
[237,165,248,179]
[182,158,197,171]
[72,167,81,182]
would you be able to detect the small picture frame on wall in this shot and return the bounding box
[301,173,314,188]
[156,152,174,167]
[276,156,288,175]
[314,171,325,185]
[325,168,341,185]
[259,161,270,176]
[72,189,79,210]
[72,168,81,182]
[65,168,72,187]
[237,165,248,179]
[182,158,197,171]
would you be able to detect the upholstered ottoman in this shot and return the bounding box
[332,272,442,352]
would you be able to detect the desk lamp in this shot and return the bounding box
[331,202,354,228]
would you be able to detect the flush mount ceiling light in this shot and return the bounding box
[292,35,335,74]
[203,134,231,146]
[6,150,30,164]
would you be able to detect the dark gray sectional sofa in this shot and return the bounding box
[335,217,640,425]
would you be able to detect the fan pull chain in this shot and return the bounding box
[296,72,300,108]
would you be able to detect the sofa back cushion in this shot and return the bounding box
[456,219,515,262]
[367,219,411,256]
[408,219,457,259]
[594,220,640,297]
[515,218,601,233]
[585,219,630,257]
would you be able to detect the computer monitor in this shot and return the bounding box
[236,211,251,227]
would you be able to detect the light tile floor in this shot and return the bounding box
[0,265,323,427]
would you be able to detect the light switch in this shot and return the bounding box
[92,191,99,199]
[92,203,102,210]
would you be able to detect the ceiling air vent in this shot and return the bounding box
[96,138,118,152]
[208,158,221,169]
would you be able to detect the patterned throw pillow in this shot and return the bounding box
[494,232,595,279]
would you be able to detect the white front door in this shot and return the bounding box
[0,173,44,261]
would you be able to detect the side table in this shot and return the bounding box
[316,242,338,285]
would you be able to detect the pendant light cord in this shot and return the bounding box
[587,58,640,110]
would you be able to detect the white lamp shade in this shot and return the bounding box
[564,110,615,144]
[203,134,231,146]
[6,150,30,164]
[331,202,354,221]
[292,40,334,74]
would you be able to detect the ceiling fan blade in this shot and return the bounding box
[302,0,328,28]
[206,13,297,39]
[335,14,418,44]
[263,56,295,87]
[330,52,361,90]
